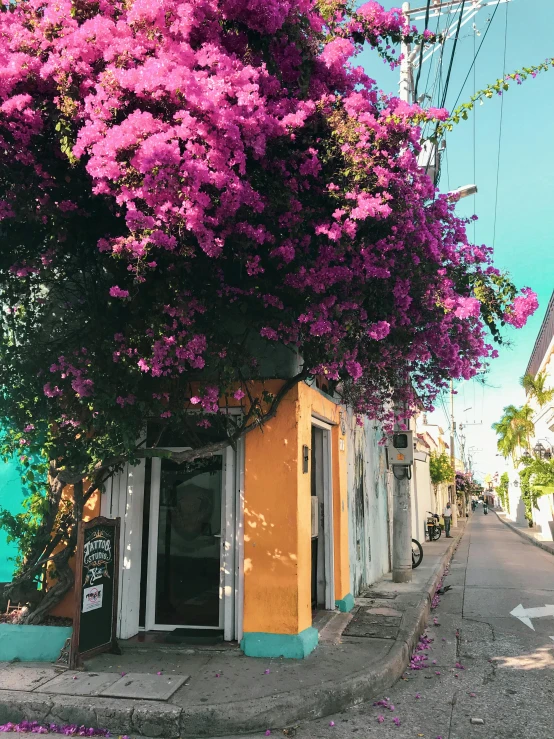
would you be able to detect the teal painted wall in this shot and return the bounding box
[0,456,27,582]
[0,624,72,661]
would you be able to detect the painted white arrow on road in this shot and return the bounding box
[510,604,554,630]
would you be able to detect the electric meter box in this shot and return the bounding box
[389,431,414,466]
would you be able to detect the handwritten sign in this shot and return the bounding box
[70,517,120,668]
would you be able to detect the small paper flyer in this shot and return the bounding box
[82,584,104,613]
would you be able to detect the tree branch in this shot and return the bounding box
[58,369,309,477]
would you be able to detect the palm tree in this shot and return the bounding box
[492,404,535,462]
[520,371,554,408]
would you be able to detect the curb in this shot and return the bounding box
[0,529,464,738]
[494,510,554,557]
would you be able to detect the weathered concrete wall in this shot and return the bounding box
[347,413,391,595]
[411,455,433,544]
[534,492,554,540]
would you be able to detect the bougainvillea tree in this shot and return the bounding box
[0,0,538,618]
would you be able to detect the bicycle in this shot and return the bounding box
[426,511,442,541]
[411,538,423,569]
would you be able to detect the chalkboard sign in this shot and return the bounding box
[70,516,120,668]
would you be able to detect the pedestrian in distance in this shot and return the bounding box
[443,502,453,538]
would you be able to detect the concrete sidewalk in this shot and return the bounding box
[0,524,465,739]
[494,509,554,555]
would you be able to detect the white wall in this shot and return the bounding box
[101,461,145,639]
[411,452,434,544]
[534,493,554,541]
[347,412,391,594]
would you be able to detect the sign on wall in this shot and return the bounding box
[70,516,121,668]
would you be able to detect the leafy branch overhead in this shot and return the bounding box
[429,452,454,487]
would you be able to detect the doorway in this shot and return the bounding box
[143,447,237,633]
[310,422,335,611]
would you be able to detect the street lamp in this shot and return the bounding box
[533,439,553,460]
[448,184,478,201]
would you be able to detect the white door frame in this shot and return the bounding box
[144,447,236,632]
[311,418,336,611]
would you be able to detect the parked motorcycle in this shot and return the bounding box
[426,511,442,541]
[483,503,488,515]
[412,539,423,568]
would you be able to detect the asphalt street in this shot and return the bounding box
[221,510,554,739]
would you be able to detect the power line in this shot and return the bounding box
[414,0,432,102]
[422,11,442,102]
[440,0,466,109]
[451,1,502,111]
[492,0,509,247]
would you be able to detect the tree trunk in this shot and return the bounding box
[21,480,84,625]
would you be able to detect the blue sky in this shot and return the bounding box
[359,0,554,481]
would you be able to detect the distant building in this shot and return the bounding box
[521,290,554,539]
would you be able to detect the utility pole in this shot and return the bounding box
[391,422,413,583]
[400,2,413,104]
[449,379,458,526]
[396,0,512,538]
[391,2,414,585]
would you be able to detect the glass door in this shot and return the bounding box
[145,452,224,630]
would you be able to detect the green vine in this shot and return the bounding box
[496,472,509,513]
[518,457,554,523]
[435,58,554,137]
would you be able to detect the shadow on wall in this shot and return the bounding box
[516,498,527,527]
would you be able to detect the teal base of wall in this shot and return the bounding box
[0,624,72,662]
[335,593,355,612]
[241,627,319,659]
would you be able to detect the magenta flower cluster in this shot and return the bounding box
[0,0,537,436]
[0,722,110,735]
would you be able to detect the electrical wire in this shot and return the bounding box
[492,0,509,247]
[422,11,442,103]
[450,1,502,111]
[439,0,466,109]
[414,0,432,102]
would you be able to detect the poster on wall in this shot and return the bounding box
[70,516,121,668]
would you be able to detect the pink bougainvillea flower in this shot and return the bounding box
[109,286,130,299]
[377,716,385,724]
[393,717,401,726]
[265,731,271,736]
[329,721,335,727]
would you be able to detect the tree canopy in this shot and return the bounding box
[0,0,537,488]
[520,371,554,408]
[492,404,535,462]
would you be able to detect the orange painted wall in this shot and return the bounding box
[243,381,350,636]
[49,485,102,619]
[243,382,305,635]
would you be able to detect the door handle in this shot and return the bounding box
[213,534,221,538]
